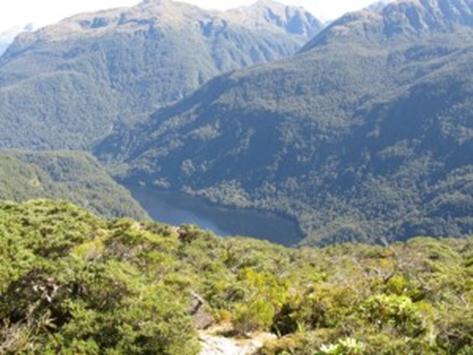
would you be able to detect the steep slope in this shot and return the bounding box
[96,0,473,245]
[0,150,148,219]
[0,43,8,56]
[0,0,321,150]
[0,200,471,353]
[0,36,12,57]
[0,24,35,56]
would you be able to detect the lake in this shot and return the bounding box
[127,185,303,246]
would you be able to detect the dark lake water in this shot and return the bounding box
[128,185,303,246]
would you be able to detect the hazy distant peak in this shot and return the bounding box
[10,1,196,44]
[302,0,473,51]
[9,0,321,47]
[381,0,473,27]
[141,0,172,4]
[367,0,393,11]
[136,0,191,12]
[228,0,322,37]
[0,0,323,151]
[368,0,473,24]
[250,0,291,9]
[0,23,36,56]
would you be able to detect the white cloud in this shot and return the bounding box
[0,0,379,33]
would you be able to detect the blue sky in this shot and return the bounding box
[0,0,378,33]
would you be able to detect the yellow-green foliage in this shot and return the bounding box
[0,200,471,354]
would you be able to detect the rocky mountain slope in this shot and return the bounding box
[96,0,473,245]
[0,150,148,219]
[0,0,321,150]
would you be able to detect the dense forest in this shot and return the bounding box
[0,1,472,352]
[97,0,473,246]
[0,0,320,150]
[0,150,148,220]
[0,200,471,354]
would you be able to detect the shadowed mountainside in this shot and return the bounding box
[0,150,148,219]
[96,0,473,245]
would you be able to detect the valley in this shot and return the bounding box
[128,184,303,245]
[97,0,473,245]
[0,0,472,353]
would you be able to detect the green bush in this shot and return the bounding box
[0,200,471,354]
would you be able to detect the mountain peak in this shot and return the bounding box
[303,0,473,51]
[9,0,321,45]
[141,0,171,3]
[376,0,473,36]
[0,24,36,56]
[0,0,322,150]
[231,0,321,37]
[251,0,285,8]
[138,0,178,9]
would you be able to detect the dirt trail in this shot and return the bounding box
[199,329,276,355]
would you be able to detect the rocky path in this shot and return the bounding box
[199,329,276,355]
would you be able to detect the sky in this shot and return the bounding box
[0,0,378,33]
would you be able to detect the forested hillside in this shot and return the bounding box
[1,1,472,353]
[97,0,473,245]
[0,200,471,354]
[0,150,147,219]
[0,0,321,150]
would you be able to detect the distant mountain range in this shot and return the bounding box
[0,0,321,150]
[97,0,473,245]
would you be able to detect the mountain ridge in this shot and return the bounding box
[96,0,473,246]
[0,24,35,56]
[303,0,473,51]
[0,0,321,150]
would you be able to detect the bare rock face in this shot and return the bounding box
[199,328,276,355]
[188,292,214,330]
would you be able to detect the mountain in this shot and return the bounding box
[0,199,471,353]
[96,0,473,246]
[0,24,35,56]
[0,0,321,150]
[0,42,8,56]
[0,36,12,57]
[0,150,148,219]
[303,0,473,47]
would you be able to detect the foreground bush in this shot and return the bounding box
[0,200,471,354]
